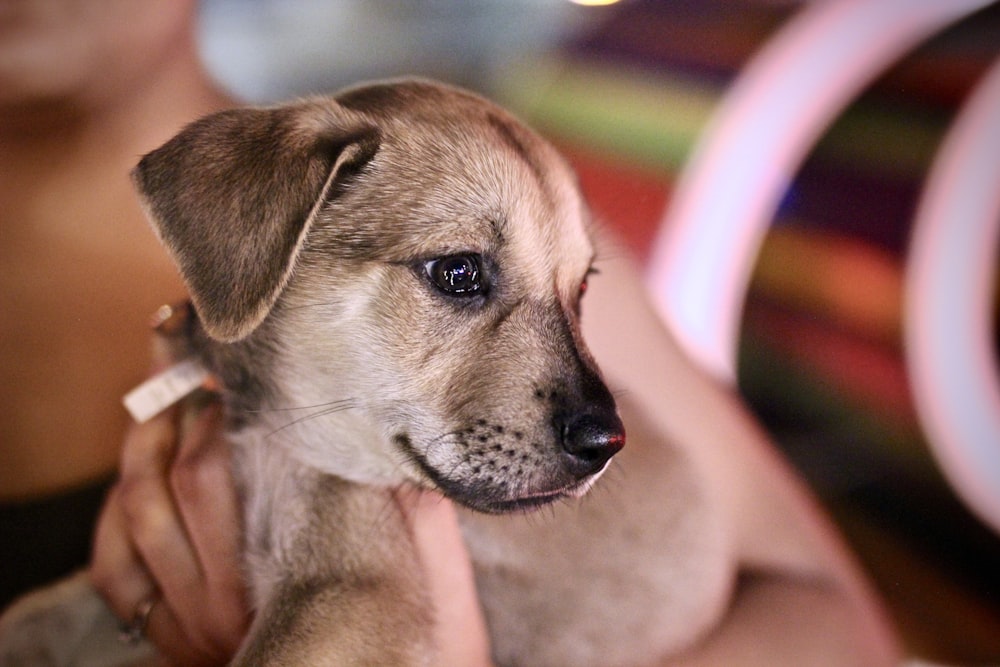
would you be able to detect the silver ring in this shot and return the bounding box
[118,595,158,645]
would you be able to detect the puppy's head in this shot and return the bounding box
[133,80,623,513]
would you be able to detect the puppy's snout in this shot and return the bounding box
[560,411,625,477]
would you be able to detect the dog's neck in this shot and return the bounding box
[175,301,415,611]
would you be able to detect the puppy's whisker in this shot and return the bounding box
[439,451,467,482]
[423,430,466,460]
[247,398,356,414]
[593,248,628,263]
[265,401,358,439]
[367,491,404,545]
[280,300,340,312]
[428,430,465,447]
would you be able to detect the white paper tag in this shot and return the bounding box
[122,358,210,423]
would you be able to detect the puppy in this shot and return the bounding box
[0,80,746,666]
[144,78,636,665]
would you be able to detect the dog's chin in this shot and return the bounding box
[473,473,603,514]
[420,461,608,515]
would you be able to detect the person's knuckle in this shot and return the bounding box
[182,617,232,663]
[217,595,251,637]
[169,448,222,503]
[88,559,114,594]
[117,473,151,512]
[121,420,176,472]
[118,478,168,539]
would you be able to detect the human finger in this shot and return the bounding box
[115,396,239,661]
[395,488,494,667]
[115,405,236,662]
[89,484,156,623]
[167,398,250,655]
[116,403,204,614]
[90,484,223,666]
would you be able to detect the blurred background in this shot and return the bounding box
[196,0,1000,662]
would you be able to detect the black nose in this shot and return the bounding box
[560,412,625,477]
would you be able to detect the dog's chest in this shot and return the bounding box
[232,434,322,608]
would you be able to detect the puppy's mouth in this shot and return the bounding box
[394,433,608,514]
[482,471,605,514]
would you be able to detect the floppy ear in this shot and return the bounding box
[132,100,379,342]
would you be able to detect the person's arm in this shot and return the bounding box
[581,231,901,666]
[664,570,897,666]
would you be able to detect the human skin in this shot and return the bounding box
[0,0,226,500]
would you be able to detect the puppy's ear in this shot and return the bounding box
[132,101,379,342]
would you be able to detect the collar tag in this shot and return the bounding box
[122,358,210,423]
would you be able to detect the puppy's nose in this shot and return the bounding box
[560,412,625,477]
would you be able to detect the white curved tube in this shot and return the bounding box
[646,0,994,383]
[904,56,1000,534]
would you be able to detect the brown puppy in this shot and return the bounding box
[140,79,626,665]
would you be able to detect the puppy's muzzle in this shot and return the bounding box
[559,409,625,478]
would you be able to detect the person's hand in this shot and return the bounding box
[395,487,495,667]
[90,341,251,666]
[89,406,492,667]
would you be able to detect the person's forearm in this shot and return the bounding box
[660,571,900,667]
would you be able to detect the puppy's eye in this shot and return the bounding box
[425,255,482,296]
